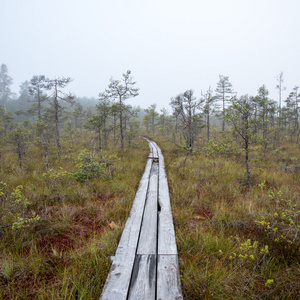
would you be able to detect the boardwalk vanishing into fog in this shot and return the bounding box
[101,138,182,300]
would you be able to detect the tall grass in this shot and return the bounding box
[156,137,300,299]
[1,129,299,299]
[0,130,149,299]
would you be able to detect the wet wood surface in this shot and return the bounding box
[101,139,182,300]
[127,255,156,300]
[137,161,158,255]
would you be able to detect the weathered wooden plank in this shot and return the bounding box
[154,141,182,298]
[115,158,152,256]
[149,141,177,255]
[150,142,159,159]
[148,143,154,159]
[158,172,172,213]
[102,138,182,300]
[157,255,183,300]
[100,253,136,300]
[154,141,172,212]
[137,161,158,255]
[158,211,177,255]
[101,159,152,299]
[127,254,157,300]
[146,138,159,159]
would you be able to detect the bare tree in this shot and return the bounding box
[170,90,199,152]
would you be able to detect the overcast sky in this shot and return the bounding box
[2,0,300,110]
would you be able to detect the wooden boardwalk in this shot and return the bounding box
[101,139,183,300]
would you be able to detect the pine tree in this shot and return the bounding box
[215,75,234,131]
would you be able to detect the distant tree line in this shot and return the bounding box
[0,65,142,171]
[1,63,299,186]
[141,74,299,187]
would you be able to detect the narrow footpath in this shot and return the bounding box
[101,139,183,300]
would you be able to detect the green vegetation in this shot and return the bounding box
[1,64,299,298]
[0,132,149,299]
[157,136,300,299]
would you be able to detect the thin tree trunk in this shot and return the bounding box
[222,93,225,131]
[245,140,250,188]
[98,127,102,150]
[152,117,155,136]
[113,116,116,148]
[188,106,192,149]
[207,113,210,142]
[119,97,124,150]
[38,86,41,121]
[54,84,61,159]
[104,120,107,151]
[18,142,22,167]
[44,144,49,173]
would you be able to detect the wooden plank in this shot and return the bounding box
[102,138,182,300]
[158,211,177,255]
[100,253,136,300]
[150,141,177,255]
[154,140,183,298]
[158,173,172,212]
[101,159,152,299]
[137,161,158,255]
[150,142,159,159]
[154,141,172,212]
[148,142,154,159]
[115,158,152,256]
[127,254,156,300]
[157,255,183,300]
[145,138,159,159]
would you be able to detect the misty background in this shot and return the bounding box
[2,0,300,110]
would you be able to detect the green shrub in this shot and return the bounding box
[255,187,300,260]
[70,149,109,182]
[221,237,271,286]
[0,182,40,231]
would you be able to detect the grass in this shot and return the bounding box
[0,130,149,299]
[1,128,299,299]
[155,135,300,299]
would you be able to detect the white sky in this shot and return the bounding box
[2,0,300,110]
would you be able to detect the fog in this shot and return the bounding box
[2,0,300,110]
